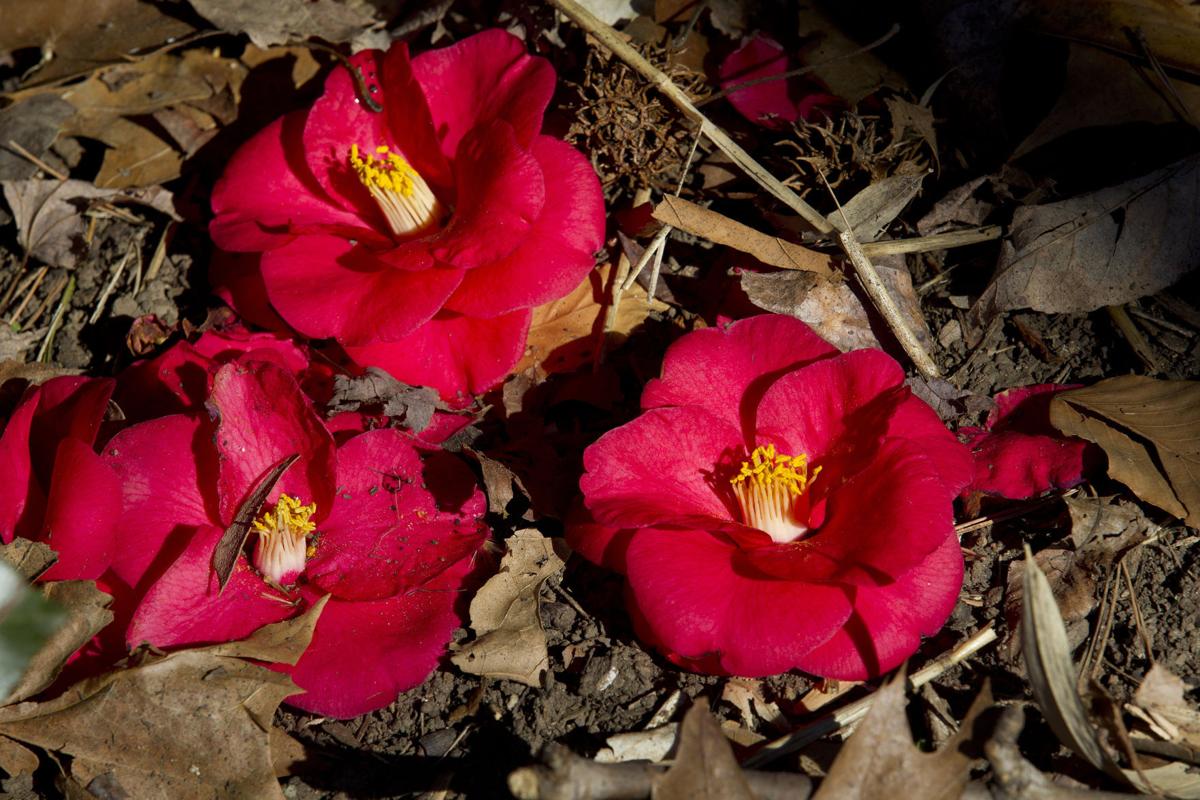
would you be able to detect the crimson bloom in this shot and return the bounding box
[959,384,1098,500]
[103,356,488,717]
[718,36,840,129]
[210,30,605,399]
[568,315,972,679]
[0,376,121,582]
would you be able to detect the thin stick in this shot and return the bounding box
[21,273,68,330]
[6,266,48,328]
[145,221,173,283]
[546,0,833,235]
[1107,305,1162,373]
[36,274,75,363]
[5,139,68,180]
[89,246,134,325]
[860,225,1001,257]
[838,228,941,377]
[744,623,997,768]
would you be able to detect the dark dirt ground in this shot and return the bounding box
[2,1,1200,798]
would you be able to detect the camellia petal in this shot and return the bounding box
[259,235,465,344]
[0,387,42,543]
[641,315,838,432]
[40,439,122,581]
[795,534,963,680]
[305,429,487,600]
[345,310,531,400]
[411,28,555,156]
[624,528,854,676]
[208,361,336,525]
[581,406,743,529]
[443,136,604,317]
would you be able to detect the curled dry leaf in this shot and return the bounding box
[3,580,113,704]
[0,562,66,701]
[0,599,327,799]
[0,538,57,582]
[465,449,532,518]
[517,264,669,375]
[811,670,990,800]
[1050,376,1200,527]
[1,179,176,268]
[186,0,400,48]
[1020,545,1200,797]
[1133,664,1200,748]
[653,699,756,800]
[0,96,74,181]
[971,154,1200,324]
[327,367,446,434]
[452,530,567,687]
[826,172,927,243]
[1028,0,1200,76]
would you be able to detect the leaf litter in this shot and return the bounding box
[3,0,1200,797]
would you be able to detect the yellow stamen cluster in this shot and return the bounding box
[252,493,317,585]
[349,144,443,237]
[730,444,821,544]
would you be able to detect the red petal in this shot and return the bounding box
[443,136,604,316]
[259,235,464,344]
[741,439,957,585]
[305,430,486,600]
[209,361,336,525]
[753,348,905,459]
[719,36,797,129]
[580,406,741,529]
[40,439,121,581]
[30,376,114,480]
[285,556,478,718]
[412,29,555,157]
[345,309,531,400]
[209,250,292,333]
[564,501,635,573]
[428,120,545,271]
[796,534,963,679]
[102,414,217,589]
[623,528,853,676]
[641,315,838,433]
[115,340,212,421]
[210,113,374,253]
[0,386,42,543]
[126,524,295,648]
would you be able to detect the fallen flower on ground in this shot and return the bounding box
[0,376,121,582]
[718,36,841,129]
[568,315,972,679]
[103,356,488,717]
[210,30,605,399]
[959,384,1099,500]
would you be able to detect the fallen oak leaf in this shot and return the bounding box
[0,598,327,799]
[0,538,57,582]
[1049,376,1200,527]
[653,699,756,800]
[185,0,400,48]
[452,530,567,687]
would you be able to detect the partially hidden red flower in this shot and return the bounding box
[0,376,121,582]
[567,315,972,680]
[210,30,606,400]
[959,384,1099,500]
[718,36,841,129]
[103,356,488,717]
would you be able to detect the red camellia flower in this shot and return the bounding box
[103,356,488,717]
[567,315,973,679]
[0,376,121,581]
[959,384,1098,500]
[209,30,605,399]
[718,36,841,129]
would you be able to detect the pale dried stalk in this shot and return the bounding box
[860,225,1001,257]
[839,229,941,377]
[546,0,833,235]
[744,623,998,768]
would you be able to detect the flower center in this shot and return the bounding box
[730,444,821,544]
[349,144,444,237]
[251,493,317,586]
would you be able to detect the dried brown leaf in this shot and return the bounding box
[517,264,668,375]
[1028,0,1200,76]
[4,581,113,704]
[452,530,567,687]
[1050,376,1200,527]
[327,367,446,433]
[971,154,1200,322]
[0,0,193,85]
[811,671,990,800]
[213,454,299,591]
[653,196,834,275]
[827,172,926,243]
[186,0,400,48]
[464,449,531,518]
[0,605,327,799]
[740,270,877,351]
[652,699,755,800]
[1134,664,1200,748]
[0,96,74,181]
[0,539,57,582]
[1,179,176,267]
[204,595,328,666]
[0,734,38,778]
